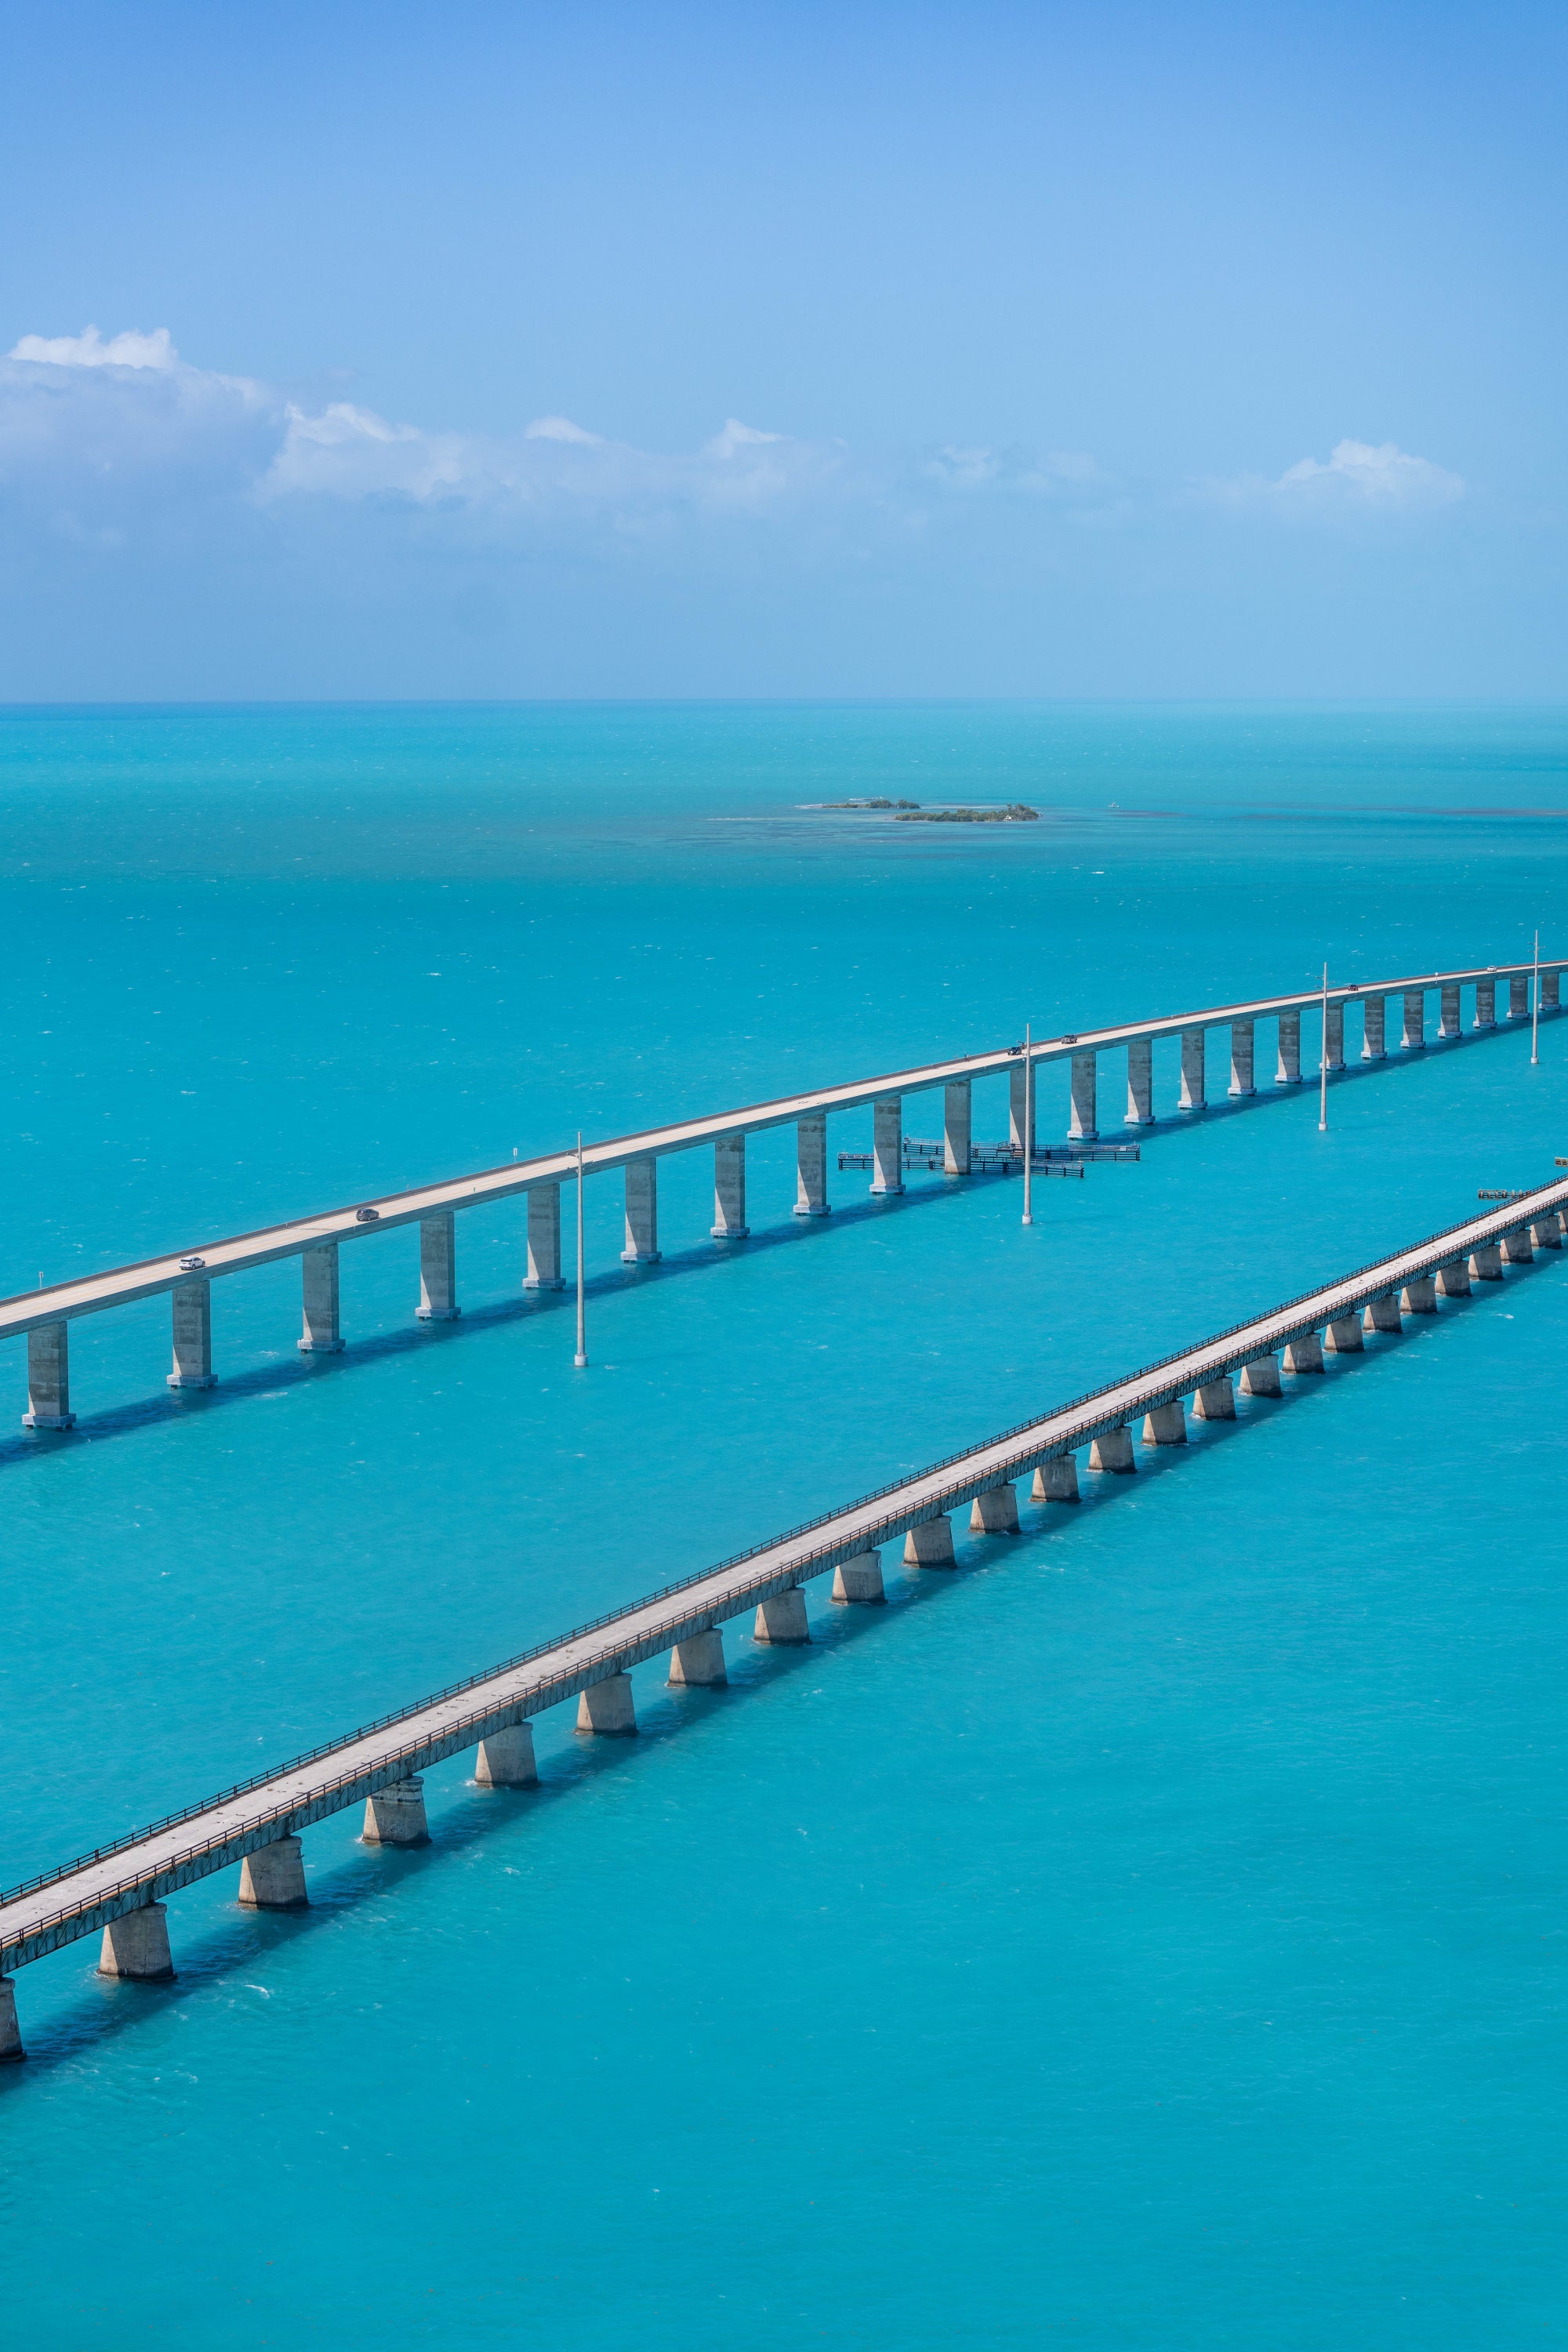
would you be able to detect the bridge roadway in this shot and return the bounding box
[0,953,1555,1349]
[5,1171,1564,1991]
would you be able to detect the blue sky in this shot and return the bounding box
[2,0,1563,699]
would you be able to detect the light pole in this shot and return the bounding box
[1533,928,1541,1066]
[1022,1025,1033,1226]
[1318,964,1329,1133]
[573,1132,588,1368]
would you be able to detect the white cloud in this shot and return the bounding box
[923,443,1106,496]
[1207,437,1464,517]
[9,324,179,371]
[524,414,603,444]
[706,417,782,457]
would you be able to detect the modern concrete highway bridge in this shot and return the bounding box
[4,953,1555,1428]
[3,1171,1564,2059]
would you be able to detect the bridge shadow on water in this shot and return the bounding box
[2,1260,1540,2074]
[2,1020,1526,1475]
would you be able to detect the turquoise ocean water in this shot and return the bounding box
[2,702,1566,2345]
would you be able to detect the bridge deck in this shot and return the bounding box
[5,1171,1562,1976]
[0,957,1549,1343]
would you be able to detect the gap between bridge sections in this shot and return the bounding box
[2,1172,1564,2056]
[4,954,1560,1428]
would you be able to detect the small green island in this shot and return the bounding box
[818,797,922,810]
[896,802,1040,823]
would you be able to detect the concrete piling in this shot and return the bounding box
[1126,1036,1153,1125]
[1010,1062,1036,1161]
[577,1675,637,1734]
[754,1589,811,1643]
[1276,1010,1301,1085]
[1283,1330,1325,1374]
[0,1979,22,2063]
[168,1279,216,1388]
[1363,1293,1402,1333]
[622,1157,662,1261]
[1089,1425,1137,1472]
[1325,1316,1363,1353]
[1503,1225,1534,1264]
[1192,1376,1236,1418]
[970,1482,1019,1533]
[1530,1218,1562,1252]
[1033,1456,1080,1501]
[99,1901,175,1980]
[1436,1258,1471,1297]
[1475,978,1497,1029]
[1229,1020,1255,1098]
[667,1631,727,1686]
[1069,1051,1098,1141]
[1470,1241,1504,1279]
[794,1115,831,1215]
[1240,1353,1282,1396]
[942,1082,971,1174]
[474,1722,539,1784]
[1401,1276,1438,1313]
[1324,1000,1345,1069]
[524,1183,564,1290]
[1362,996,1386,1061]
[238,1835,307,1908]
[1142,1399,1187,1444]
[1178,1029,1205,1112]
[712,1135,750,1237]
[872,1097,904,1195]
[1439,981,1461,1038]
[1543,970,1562,1010]
[24,1321,74,1430]
[362,1775,430,1843]
[1402,989,1425,1051]
[1509,975,1530,1020]
[904,1515,957,1566]
[417,1211,460,1319]
[298,1243,344,1353]
[831,1549,886,1602]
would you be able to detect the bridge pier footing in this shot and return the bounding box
[525,1184,564,1290]
[754,1589,811,1643]
[970,1482,1019,1534]
[1033,1456,1080,1501]
[1240,1353,1281,1396]
[418,1212,461,1319]
[832,1550,886,1602]
[24,1321,74,1430]
[239,1835,307,1908]
[1089,1426,1136,1472]
[363,1776,430,1844]
[1402,1276,1438,1313]
[904,1516,956,1566]
[1437,1258,1471,1296]
[1142,1400,1187,1445]
[1283,1331,1325,1374]
[298,1243,344,1354]
[668,1630,728,1684]
[475,1722,538,1785]
[1325,1316,1363,1354]
[577,1675,637,1734]
[1471,1242,1504,1280]
[0,1978,21,2062]
[168,1279,216,1387]
[1193,1376,1236,1417]
[99,1901,174,1980]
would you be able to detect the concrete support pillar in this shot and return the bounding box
[1192,1375,1236,1419]
[871,1096,904,1195]
[417,1212,459,1319]
[1509,975,1530,1020]
[1283,1330,1325,1374]
[1543,970,1562,1010]
[831,1549,886,1602]
[1033,1456,1080,1501]
[362,1775,430,1843]
[1325,1315,1363,1353]
[24,1321,74,1430]
[942,1082,971,1174]
[1402,990,1425,1051]
[1276,1011,1301,1085]
[622,1157,661,1261]
[794,1116,831,1214]
[1240,1353,1282,1396]
[970,1482,1019,1534]
[1530,1218,1562,1253]
[475,1722,538,1784]
[667,1631,727,1686]
[1470,1241,1504,1280]
[1503,1225,1534,1264]
[525,1183,564,1290]
[99,1901,174,1980]
[904,1515,956,1566]
[1142,1399,1186,1445]
[0,1979,21,2064]
[754,1588,811,1643]
[167,1279,216,1388]
[1363,1293,1402,1333]
[1439,982,1461,1038]
[1436,1258,1471,1297]
[1324,1000,1345,1070]
[1229,1021,1255,1098]
[298,1243,343,1353]
[1401,1276,1438,1313]
[1475,978,1497,1029]
[238,1835,307,1909]
[712,1135,750,1238]
[1178,1029,1205,1112]
[1126,1036,1153,1125]
[577,1674,637,1733]
[1069,1051,1098,1141]
[1009,1062,1035,1160]
[1089,1425,1136,1472]
[1362,996,1386,1061]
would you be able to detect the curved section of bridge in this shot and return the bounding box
[3,1172,1563,2054]
[3,954,1558,1426]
